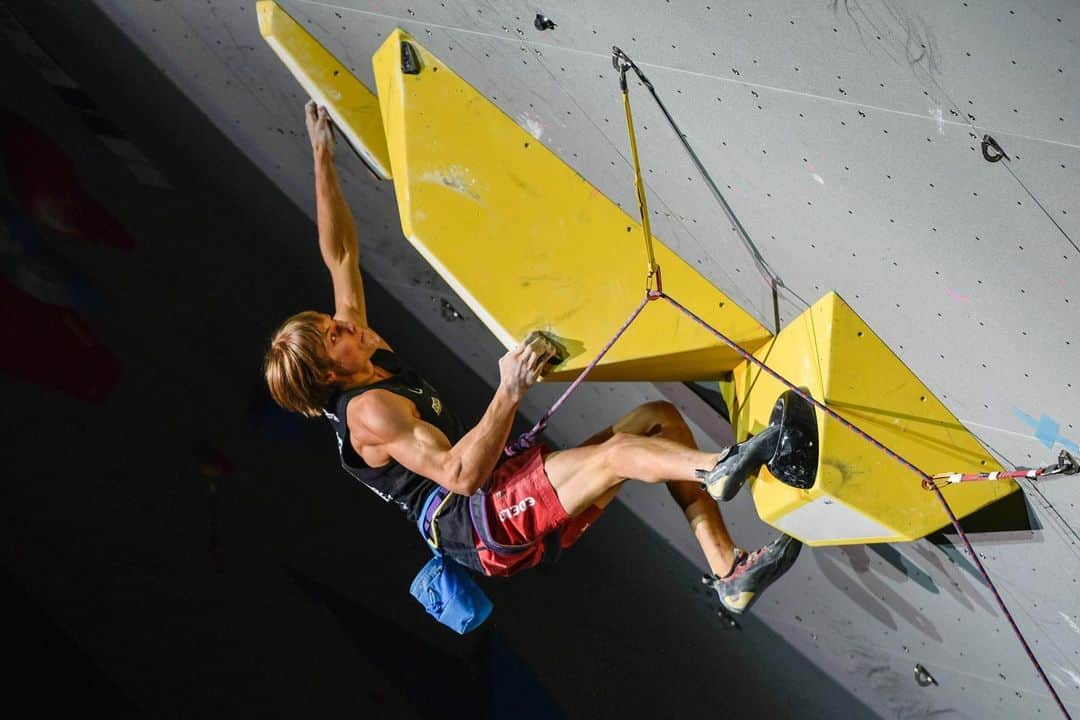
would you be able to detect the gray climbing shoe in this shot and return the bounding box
[703,534,803,615]
[697,425,781,501]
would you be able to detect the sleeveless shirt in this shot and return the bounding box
[323,349,482,571]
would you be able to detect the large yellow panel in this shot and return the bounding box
[734,292,1016,545]
[257,0,392,179]
[371,30,772,381]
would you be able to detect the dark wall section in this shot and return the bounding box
[0,2,877,718]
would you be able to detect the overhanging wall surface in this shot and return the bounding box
[86,0,1080,718]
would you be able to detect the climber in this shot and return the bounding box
[262,101,801,614]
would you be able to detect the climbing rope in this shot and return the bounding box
[506,48,1075,719]
[504,292,651,457]
[612,46,785,332]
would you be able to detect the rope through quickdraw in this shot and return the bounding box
[927,449,1078,490]
[505,48,1075,720]
[612,47,785,332]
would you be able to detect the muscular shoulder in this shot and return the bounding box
[345,388,417,446]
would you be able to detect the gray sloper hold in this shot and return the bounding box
[914,664,939,687]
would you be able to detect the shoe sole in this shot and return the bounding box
[720,590,756,614]
[705,473,738,501]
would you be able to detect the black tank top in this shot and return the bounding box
[323,349,482,570]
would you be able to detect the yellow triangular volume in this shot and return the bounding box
[735,292,1015,545]
[372,30,772,381]
[257,0,391,179]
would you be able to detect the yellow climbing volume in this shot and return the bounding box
[730,292,1016,546]
[371,29,772,381]
[256,0,392,180]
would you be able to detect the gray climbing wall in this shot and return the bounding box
[55,0,1080,717]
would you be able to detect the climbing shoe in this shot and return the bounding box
[703,534,803,615]
[697,424,781,501]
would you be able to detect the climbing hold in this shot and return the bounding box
[914,664,938,687]
[534,13,556,31]
[523,330,567,369]
[766,390,819,490]
[401,41,421,74]
[981,134,1009,163]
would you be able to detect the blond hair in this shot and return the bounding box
[264,311,337,418]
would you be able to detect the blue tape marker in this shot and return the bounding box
[1015,409,1080,453]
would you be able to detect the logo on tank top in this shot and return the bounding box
[431,396,442,416]
[358,480,394,503]
[498,496,536,522]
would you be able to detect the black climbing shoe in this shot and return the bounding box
[702,534,803,615]
[697,425,781,501]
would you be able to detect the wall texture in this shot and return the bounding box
[3,0,1078,717]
